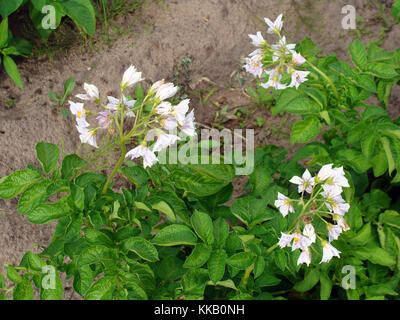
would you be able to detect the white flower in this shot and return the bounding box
[291,232,312,251]
[321,186,350,216]
[161,116,178,131]
[274,192,294,217]
[261,70,287,90]
[271,36,296,61]
[244,54,264,78]
[248,31,266,47]
[265,14,283,34]
[121,65,143,89]
[328,224,343,242]
[125,144,159,168]
[155,82,178,101]
[320,242,341,263]
[106,96,120,111]
[317,164,335,181]
[122,96,136,118]
[180,110,196,136]
[297,249,312,266]
[278,232,294,248]
[291,52,306,66]
[106,96,136,117]
[323,166,350,189]
[76,126,98,148]
[151,79,166,92]
[69,101,90,127]
[96,110,112,129]
[172,99,190,125]
[155,102,172,116]
[303,224,316,243]
[76,83,99,101]
[336,216,350,232]
[289,169,315,194]
[152,132,181,152]
[289,70,310,89]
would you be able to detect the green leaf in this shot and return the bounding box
[120,166,149,186]
[36,142,60,174]
[182,268,209,296]
[0,17,8,48]
[254,272,281,288]
[393,0,400,21]
[355,75,376,93]
[187,162,235,182]
[26,202,69,224]
[294,268,320,292]
[135,83,144,101]
[3,55,23,88]
[349,223,372,246]
[380,137,395,175]
[69,183,85,211]
[85,277,116,300]
[0,168,40,199]
[352,246,396,267]
[0,272,5,289]
[152,224,197,246]
[126,282,147,300]
[365,63,398,79]
[18,181,50,214]
[77,245,115,268]
[276,89,319,114]
[61,154,87,179]
[73,265,93,296]
[13,279,34,300]
[40,270,63,300]
[254,256,265,278]
[226,252,256,270]
[150,201,176,222]
[184,244,212,268]
[361,132,378,159]
[377,80,395,109]
[231,197,273,228]
[48,90,59,102]
[348,40,367,69]
[371,148,388,177]
[7,266,21,283]
[290,117,320,144]
[320,273,332,300]
[172,170,228,197]
[208,249,227,284]
[213,217,230,248]
[62,77,75,101]
[0,0,23,18]
[337,149,372,173]
[191,210,214,245]
[123,237,159,262]
[61,0,96,36]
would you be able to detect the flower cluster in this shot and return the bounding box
[274,164,351,266]
[244,14,310,90]
[69,65,196,168]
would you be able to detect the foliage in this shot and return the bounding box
[48,76,75,116]
[1,13,400,301]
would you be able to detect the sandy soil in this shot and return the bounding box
[0,0,399,298]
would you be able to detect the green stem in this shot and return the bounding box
[239,264,254,290]
[102,142,126,194]
[305,61,339,99]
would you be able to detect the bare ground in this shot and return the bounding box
[0,0,399,298]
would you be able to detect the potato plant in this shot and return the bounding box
[0,14,399,301]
